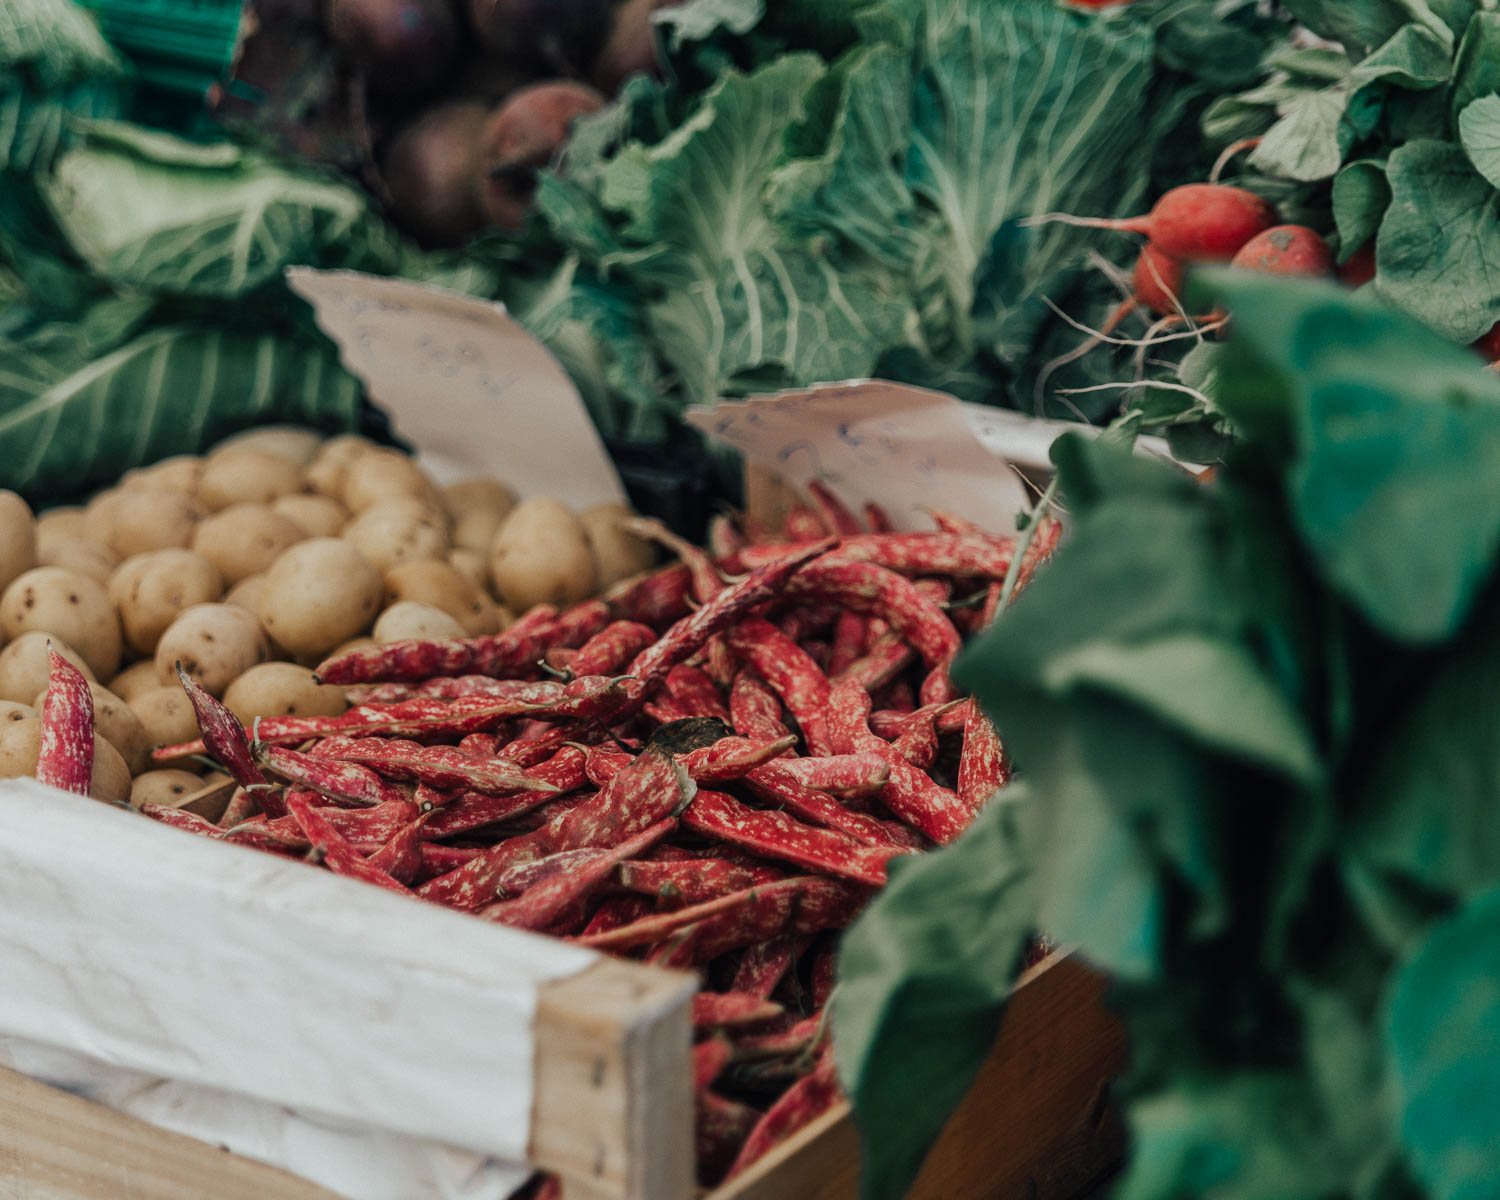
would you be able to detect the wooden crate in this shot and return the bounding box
[0,950,1123,1200]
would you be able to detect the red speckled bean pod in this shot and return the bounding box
[425,746,588,838]
[604,563,693,627]
[729,669,791,742]
[694,1038,732,1091]
[726,617,834,756]
[284,790,410,894]
[808,943,838,1009]
[828,680,971,845]
[769,753,890,799]
[342,683,416,705]
[478,819,675,931]
[830,631,915,694]
[626,540,834,693]
[581,894,652,936]
[887,701,961,772]
[645,696,695,725]
[176,666,266,790]
[570,621,656,677]
[313,606,558,685]
[707,514,746,567]
[741,532,1017,578]
[729,937,797,1000]
[365,811,430,884]
[732,1012,826,1061]
[699,1091,760,1185]
[876,679,916,713]
[725,1052,841,1180]
[415,842,484,883]
[548,598,611,650]
[457,732,498,757]
[37,649,93,795]
[323,738,562,795]
[261,796,419,851]
[417,747,693,911]
[625,517,724,603]
[743,764,922,850]
[216,786,261,829]
[806,481,862,537]
[141,803,223,838]
[658,878,864,967]
[692,992,784,1028]
[958,701,1011,813]
[665,663,732,722]
[783,505,828,540]
[615,857,784,906]
[863,502,894,533]
[256,744,410,808]
[926,508,984,535]
[685,790,906,886]
[575,876,819,951]
[585,736,797,789]
[825,611,869,678]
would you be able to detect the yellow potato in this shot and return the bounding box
[0,718,130,804]
[129,687,199,758]
[197,448,306,511]
[257,538,383,658]
[579,504,655,588]
[222,662,347,725]
[37,533,119,586]
[383,559,502,635]
[222,573,266,613]
[34,506,86,543]
[0,632,95,704]
[0,490,37,595]
[447,547,490,592]
[442,478,516,523]
[154,603,267,696]
[0,567,122,678]
[108,660,161,703]
[373,601,467,643]
[451,506,507,555]
[130,769,207,809]
[191,503,305,585]
[343,503,449,573]
[120,456,203,495]
[107,488,204,558]
[109,549,224,658]
[305,434,379,497]
[488,498,597,612]
[328,635,376,658]
[80,489,123,547]
[340,449,441,514]
[272,494,349,539]
[212,426,324,465]
[31,682,150,774]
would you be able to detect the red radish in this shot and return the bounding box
[1133,243,1185,315]
[1229,225,1334,277]
[1339,242,1376,288]
[1471,321,1500,362]
[1028,183,1277,263]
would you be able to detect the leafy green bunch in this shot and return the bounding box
[1212,0,1500,344]
[836,271,1500,1200]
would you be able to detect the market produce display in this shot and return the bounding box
[15,482,1057,1190]
[0,427,654,810]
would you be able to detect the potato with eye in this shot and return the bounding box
[488,497,597,612]
[37,534,119,586]
[258,539,383,658]
[340,449,442,514]
[0,490,37,596]
[107,489,204,558]
[129,687,199,759]
[373,601,467,643]
[343,502,449,573]
[384,560,502,635]
[191,503,305,585]
[197,448,306,511]
[0,700,35,726]
[0,718,130,804]
[212,426,324,466]
[222,662,346,725]
[580,503,654,588]
[0,567,122,678]
[0,633,95,705]
[31,681,150,775]
[154,603,267,697]
[110,549,224,658]
[130,769,208,809]
[272,494,349,539]
[120,456,203,495]
[305,435,379,499]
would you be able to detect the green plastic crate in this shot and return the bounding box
[74,0,244,99]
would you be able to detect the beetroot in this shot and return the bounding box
[328,0,457,95]
[380,101,488,247]
[470,0,614,73]
[592,0,681,92]
[476,81,606,230]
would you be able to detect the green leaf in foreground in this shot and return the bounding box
[1374,139,1500,344]
[835,785,1038,1200]
[1385,884,1500,1200]
[0,325,362,502]
[1331,159,1390,261]
[1457,94,1500,191]
[1201,270,1500,642]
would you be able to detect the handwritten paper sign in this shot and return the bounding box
[687,381,1032,531]
[287,269,627,508]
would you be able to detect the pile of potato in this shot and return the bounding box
[0,427,653,809]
